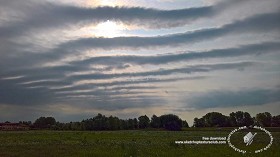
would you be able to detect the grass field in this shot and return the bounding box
[0,128,279,157]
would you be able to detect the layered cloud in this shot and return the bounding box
[0,0,252,39]
[186,88,280,109]
[1,10,279,74]
[0,0,279,121]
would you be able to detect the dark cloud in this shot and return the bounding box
[110,85,158,91]
[70,41,280,67]
[55,90,156,98]
[0,11,279,73]
[50,76,205,93]
[7,61,254,92]
[68,61,256,81]
[35,11,280,61]
[59,12,280,48]
[0,71,203,106]
[0,0,246,39]
[0,76,163,108]
[57,95,166,111]
[55,85,159,94]
[0,2,212,38]
[186,88,280,109]
[3,41,277,80]
[1,40,277,90]
[0,79,55,106]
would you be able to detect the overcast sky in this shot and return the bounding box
[0,0,279,124]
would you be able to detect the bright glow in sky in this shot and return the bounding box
[92,20,122,38]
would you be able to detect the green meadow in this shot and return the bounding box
[0,128,279,157]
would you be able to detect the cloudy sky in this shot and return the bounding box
[0,0,279,123]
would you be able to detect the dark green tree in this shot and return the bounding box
[138,115,150,129]
[243,112,254,126]
[182,120,189,128]
[128,119,135,129]
[229,111,253,127]
[201,112,229,127]
[256,112,272,127]
[108,116,120,130]
[34,117,56,129]
[133,118,138,129]
[193,118,205,127]
[271,115,280,127]
[159,114,183,131]
[150,115,161,128]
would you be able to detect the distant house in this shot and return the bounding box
[0,123,29,131]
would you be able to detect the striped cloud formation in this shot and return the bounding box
[0,0,279,122]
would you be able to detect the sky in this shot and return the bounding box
[0,0,279,124]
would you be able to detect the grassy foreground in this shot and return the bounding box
[0,128,279,157]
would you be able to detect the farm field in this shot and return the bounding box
[0,128,279,157]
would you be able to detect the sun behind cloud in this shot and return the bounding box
[72,20,129,38]
[84,20,124,38]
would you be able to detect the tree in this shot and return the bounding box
[19,121,32,126]
[229,113,237,127]
[202,112,229,127]
[182,120,189,128]
[120,119,129,130]
[128,119,135,129]
[133,118,138,129]
[243,112,254,126]
[150,115,161,128]
[83,118,94,130]
[193,118,205,127]
[92,113,110,130]
[255,112,272,127]
[229,111,253,127]
[138,115,150,129]
[34,117,56,129]
[271,115,280,127]
[108,116,120,130]
[159,114,183,131]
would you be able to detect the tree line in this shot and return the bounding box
[3,111,280,131]
[29,114,188,131]
[193,111,280,127]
